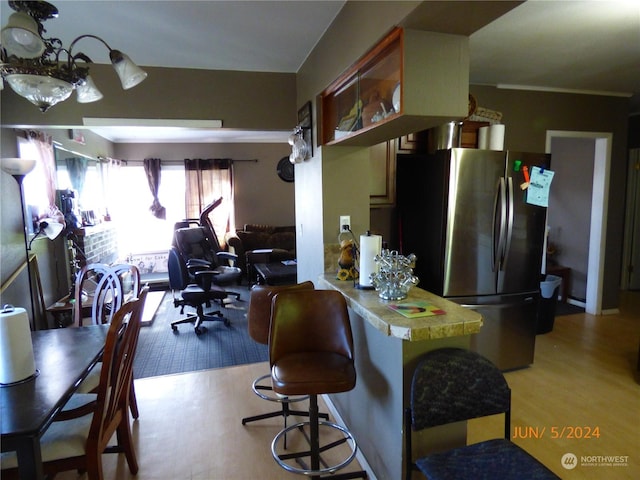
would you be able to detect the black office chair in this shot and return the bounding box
[173,226,242,293]
[168,246,234,335]
[405,348,559,480]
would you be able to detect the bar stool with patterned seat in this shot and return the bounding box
[268,289,367,480]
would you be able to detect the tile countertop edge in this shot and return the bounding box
[318,274,483,341]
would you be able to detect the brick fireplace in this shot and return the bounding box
[73,223,119,267]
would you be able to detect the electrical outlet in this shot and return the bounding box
[339,215,351,231]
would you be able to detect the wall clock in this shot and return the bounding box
[277,156,294,182]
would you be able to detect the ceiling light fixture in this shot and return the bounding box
[0,0,147,112]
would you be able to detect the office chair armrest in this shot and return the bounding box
[194,269,220,291]
[187,258,213,268]
[216,251,238,264]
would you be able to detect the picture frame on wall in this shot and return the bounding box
[297,101,313,159]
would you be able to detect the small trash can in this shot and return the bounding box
[537,274,562,334]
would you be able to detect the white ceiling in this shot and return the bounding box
[1,0,638,143]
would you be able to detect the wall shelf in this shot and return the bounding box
[319,28,470,147]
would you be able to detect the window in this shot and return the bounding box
[18,136,53,232]
[108,164,186,256]
[55,159,103,214]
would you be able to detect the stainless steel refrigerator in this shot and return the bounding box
[396,148,551,370]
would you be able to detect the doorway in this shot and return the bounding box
[545,131,612,315]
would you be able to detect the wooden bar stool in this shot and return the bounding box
[269,289,367,480]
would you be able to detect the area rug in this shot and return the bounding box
[133,285,267,379]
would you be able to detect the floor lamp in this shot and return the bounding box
[1,158,38,330]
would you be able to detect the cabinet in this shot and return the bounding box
[319,28,469,147]
[369,141,396,205]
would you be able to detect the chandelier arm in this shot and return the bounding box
[2,2,145,111]
[68,34,114,57]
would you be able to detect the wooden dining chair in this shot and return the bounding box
[73,263,142,419]
[1,287,149,480]
[73,263,141,327]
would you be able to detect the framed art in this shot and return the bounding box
[69,128,86,145]
[297,101,313,159]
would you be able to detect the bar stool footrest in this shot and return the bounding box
[252,374,309,403]
[271,420,365,478]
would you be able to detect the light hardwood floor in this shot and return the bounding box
[469,291,640,479]
[58,292,639,480]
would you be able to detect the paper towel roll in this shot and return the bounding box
[478,126,490,149]
[0,306,36,385]
[489,124,505,151]
[359,233,382,288]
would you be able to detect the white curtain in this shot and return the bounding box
[20,130,64,227]
[100,157,123,219]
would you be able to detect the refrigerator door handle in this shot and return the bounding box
[502,176,515,270]
[492,177,507,272]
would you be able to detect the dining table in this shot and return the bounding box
[1,324,109,480]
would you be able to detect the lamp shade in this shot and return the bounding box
[109,50,147,90]
[39,219,64,240]
[76,75,104,103]
[0,158,37,176]
[5,74,74,112]
[1,12,45,58]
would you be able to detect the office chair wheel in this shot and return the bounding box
[224,318,231,327]
[171,325,178,333]
[195,326,207,335]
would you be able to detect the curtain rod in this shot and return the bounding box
[122,158,259,164]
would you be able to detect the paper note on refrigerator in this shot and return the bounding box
[526,166,554,207]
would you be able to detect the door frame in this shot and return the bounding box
[545,130,612,315]
[622,148,640,289]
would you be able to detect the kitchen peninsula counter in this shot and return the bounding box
[317,274,483,480]
[318,274,483,340]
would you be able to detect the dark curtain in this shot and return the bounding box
[65,157,88,198]
[143,158,166,219]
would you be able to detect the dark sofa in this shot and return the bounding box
[225,224,296,281]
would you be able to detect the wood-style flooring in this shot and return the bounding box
[57,292,639,479]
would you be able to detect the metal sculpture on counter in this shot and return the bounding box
[370,250,419,301]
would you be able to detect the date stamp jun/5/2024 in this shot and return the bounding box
[513,425,632,472]
[513,425,601,440]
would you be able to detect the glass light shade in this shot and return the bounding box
[1,12,45,58]
[110,50,147,90]
[5,74,73,112]
[76,75,104,103]
[0,157,36,176]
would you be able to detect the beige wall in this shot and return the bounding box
[1,66,297,130]
[294,1,419,285]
